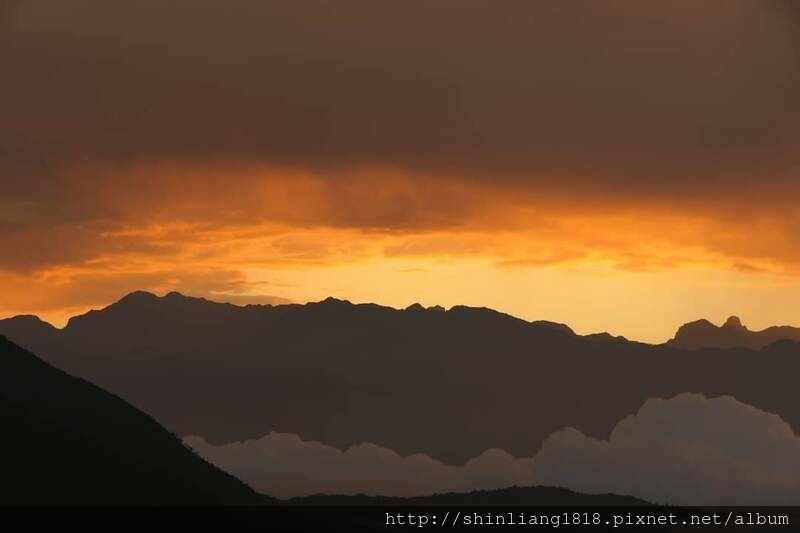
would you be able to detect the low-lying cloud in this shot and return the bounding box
[186,394,800,504]
[534,394,800,506]
[185,433,533,499]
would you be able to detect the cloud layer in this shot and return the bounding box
[3,1,800,331]
[5,1,800,179]
[186,394,800,504]
[184,433,533,499]
[534,394,800,506]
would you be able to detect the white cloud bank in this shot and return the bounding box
[534,394,800,506]
[184,433,533,499]
[185,394,800,504]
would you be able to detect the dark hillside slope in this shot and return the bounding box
[0,335,257,505]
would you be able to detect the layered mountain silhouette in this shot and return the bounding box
[0,334,258,505]
[1,292,799,465]
[668,315,800,350]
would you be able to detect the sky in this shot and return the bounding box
[2,1,800,342]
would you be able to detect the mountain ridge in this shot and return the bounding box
[668,315,800,350]
[9,292,798,349]
[280,485,650,506]
[3,291,799,465]
[1,290,617,341]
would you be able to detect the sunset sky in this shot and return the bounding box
[2,1,800,342]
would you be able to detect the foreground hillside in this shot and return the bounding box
[0,335,257,505]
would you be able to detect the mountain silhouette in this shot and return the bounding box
[0,334,258,505]
[265,487,653,532]
[1,292,799,465]
[668,316,800,350]
[282,486,650,506]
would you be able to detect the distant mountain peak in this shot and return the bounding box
[723,316,745,330]
[405,303,448,313]
[165,291,187,300]
[0,315,59,344]
[317,296,352,306]
[683,318,715,328]
[669,315,800,350]
[531,320,575,336]
[117,290,160,305]
[5,314,52,325]
[112,291,213,310]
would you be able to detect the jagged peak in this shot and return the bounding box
[315,296,353,306]
[676,316,746,333]
[723,316,745,330]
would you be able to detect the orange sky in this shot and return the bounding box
[2,163,800,343]
[2,1,800,342]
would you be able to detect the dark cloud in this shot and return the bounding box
[2,1,800,290]
[2,1,800,190]
[0,1,22,30]
[0,266,289,317]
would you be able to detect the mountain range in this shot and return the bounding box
[0,334,258,505]
[668,315,800,350]
[1,292,799,465]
